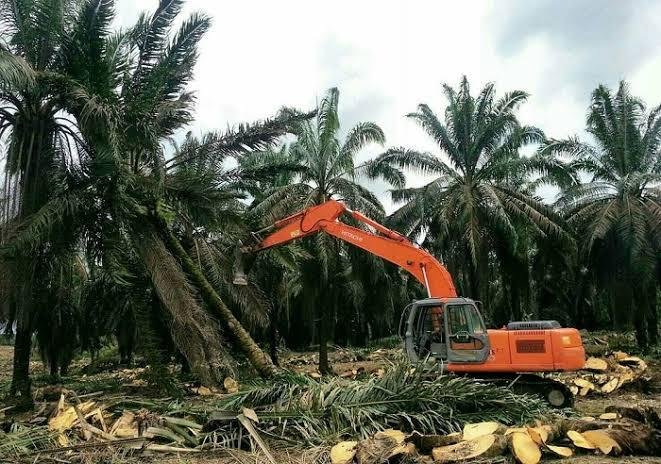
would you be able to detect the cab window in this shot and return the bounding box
[447,304,485,335]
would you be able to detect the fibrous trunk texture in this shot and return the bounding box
[161,227,278,378]
[137,231,232,385]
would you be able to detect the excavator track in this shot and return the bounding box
[465,373,574,408]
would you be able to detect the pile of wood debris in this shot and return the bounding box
[550,351,649,397]
[330,406,661,463]
[3,387,322,462]
[40,392,206,454]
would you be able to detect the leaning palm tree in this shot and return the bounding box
[544,81,661,348]
[61,0,294,379]
[247,87,402,373]
[3,0,306,383]
[375,77,568,320]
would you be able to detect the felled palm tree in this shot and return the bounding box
[248,87,402,373]
[544,82,661,347]
[376,77,567,320]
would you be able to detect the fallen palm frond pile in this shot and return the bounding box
[0,424,57,455]
[549,352,649,397]
[330,406,661,464]
[215,363,550,444]
[0,364,550,461]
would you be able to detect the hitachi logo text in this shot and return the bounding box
[341,230,363,242]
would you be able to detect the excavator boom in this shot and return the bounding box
[242,200,457,298]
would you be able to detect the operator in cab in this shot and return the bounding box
[431,306,444,341]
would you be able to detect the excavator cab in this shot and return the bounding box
[401,298,491,364]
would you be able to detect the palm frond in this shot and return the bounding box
[340,122,385,157]
[0,45,35,91]
[214,363,549,445]
[375,147,454,176]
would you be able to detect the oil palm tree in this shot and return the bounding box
[250,88,402,220]
[2,0,307,385]
[247,87,403,373]
[0,0,94,404]
[544,81,661,348]
[63,0,299,378]
[376,77,568,321]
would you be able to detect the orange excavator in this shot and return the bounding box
[234,200,586,407]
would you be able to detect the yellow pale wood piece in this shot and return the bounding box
[617,371,635,387]
[48,401,96,431]
[600,378,619,393]
[55,434,69,447]
[526,426,551,444]
[583,357,608,371]
[573,378,593,388]
[546,444,573,457]
[110,411,137,438]
[599,412,618,420]
[49,407,78,431]
[581,430,622,455]
[374,429,406,444]
[505,427,528,435]
[387,442,416,459]
[593,373,608,384]
[579,386,592,396]
[567,430,596,449]
[462,421,504,440]
[223,377,239,393]
[509,432,541,464]
[330,441,358,464]
[432,434,506,463]
[621,356,647,371]
[612,351,628,361]
[197,386,213,396]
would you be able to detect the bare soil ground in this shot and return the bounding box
[1,344,660,463]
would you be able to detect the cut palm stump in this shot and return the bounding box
[462,421,505,440]
[432,434,506,462]
[509,432,542,464]
[327,406,660,463]
[551,351,649,397]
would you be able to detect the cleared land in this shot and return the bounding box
[0,337,659,464]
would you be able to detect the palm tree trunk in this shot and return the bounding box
[135,231,234,385]
[317,282,331,375]
[269,306,279,366]
[10,291,33,409]
[510,283,522,321]
[161,227,278,378]
[633,290,649,350]
[318,309,330,374]
[646,283,658,348]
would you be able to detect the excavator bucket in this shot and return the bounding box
[232,247,253,286]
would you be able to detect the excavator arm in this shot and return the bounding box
[239,200,457,298]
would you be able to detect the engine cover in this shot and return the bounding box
[506,320,561,330]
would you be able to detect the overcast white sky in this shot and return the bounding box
[117,1,661,207]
